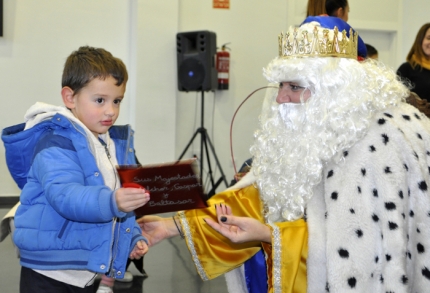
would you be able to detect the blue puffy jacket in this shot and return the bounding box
[1,113,146,279]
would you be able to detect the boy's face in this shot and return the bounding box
[62,76,125,137]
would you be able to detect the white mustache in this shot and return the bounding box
[278,103,306,127]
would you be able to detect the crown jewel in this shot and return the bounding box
[278,26,358,59]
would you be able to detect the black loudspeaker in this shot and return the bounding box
[176,30,217,92]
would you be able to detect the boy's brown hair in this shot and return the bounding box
[62,46,128,95]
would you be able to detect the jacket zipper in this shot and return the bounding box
[101,137,122,277]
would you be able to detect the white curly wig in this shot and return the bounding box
[250,30,409,223]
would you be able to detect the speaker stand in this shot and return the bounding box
[178,91,228,197]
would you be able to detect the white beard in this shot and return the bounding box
[250,87,373,223]
[251,94,322,222]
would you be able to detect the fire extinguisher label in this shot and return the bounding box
[218,72,229,79]
[218,57,229,71]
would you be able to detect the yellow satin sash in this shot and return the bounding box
[263,220,308,293]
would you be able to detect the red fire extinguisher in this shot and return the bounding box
[216,43,230,90]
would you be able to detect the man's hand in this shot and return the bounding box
[137,215,179,247]
[204,204,271,243]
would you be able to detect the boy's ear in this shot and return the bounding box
[61,87,75,109]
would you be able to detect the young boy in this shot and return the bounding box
[1,46,150,293]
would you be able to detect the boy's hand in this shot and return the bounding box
[129,240,148,259]
[115,187,150,213]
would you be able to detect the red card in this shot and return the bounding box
[117,158,208,216]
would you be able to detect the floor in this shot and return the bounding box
[0,208,228,293]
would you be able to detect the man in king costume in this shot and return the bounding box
[139,17,430,293]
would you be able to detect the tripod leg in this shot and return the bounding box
[178,129,201,160]
[204,133,229,188]
[177,91,228,197]
[201,129,216,188]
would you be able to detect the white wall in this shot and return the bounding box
[134,0,178,164]
[1,0,430,197]
[0,0,177,197]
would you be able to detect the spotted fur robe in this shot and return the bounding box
[306,102,430,292]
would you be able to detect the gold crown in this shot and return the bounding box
[278,26,358,59]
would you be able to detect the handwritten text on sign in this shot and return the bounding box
[134,173,201,207]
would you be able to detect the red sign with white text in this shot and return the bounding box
[117,159,208,216]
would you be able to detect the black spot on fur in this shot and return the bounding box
[325,282,330,292]
[327,170,334,178]
[402,213,406,219]
[417,243,425,254]
[414,151,419,160]
[384,166,392,174]
[373,189,378,197]
[398,190,404,199]
[343,151,348,157]
[331,192,338,200]
[385,202,396,211]
[415,113,421,119]
[380,274,384,283]
[402,115,411,121]
[382,134,389,145]
[357,186,361,193]
[347,277,356,288]
[410,210,414,217]
[384,113,393,118]
[356,229,363,238]
[418,181,428,191]
[372,214,379,222]
[338,248,349,258]
[361,168,366,176]
[417,133,423,140]
[404,164,409,171]
[406,251,411,259]
[370,145,376,152]
[375,256,379,263]
[378,118,386,125]
[417,228,421,233]
[422,267,430,280]
[388,222,398,230]
[350,208,355,214]
[386,254,391,261]
[401,275,408,284]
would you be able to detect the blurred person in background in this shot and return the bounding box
[397,23,430,102]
